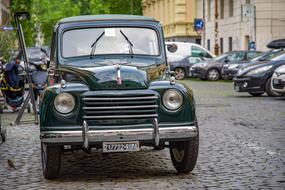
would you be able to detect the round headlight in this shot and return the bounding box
[162,89,183,111]
[54,93,75,114]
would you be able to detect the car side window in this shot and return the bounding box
[247,52,259,60]
[187,57,201,64]
[191,46,211,58]
[227,52,245,61]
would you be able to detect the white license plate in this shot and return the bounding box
[103,141,139,153]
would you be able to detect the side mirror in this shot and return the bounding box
[166,43,178,53]
[224,57,229,63]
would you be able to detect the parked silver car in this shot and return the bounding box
[271,64,285,95]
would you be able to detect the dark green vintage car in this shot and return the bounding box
[40,15,198,179]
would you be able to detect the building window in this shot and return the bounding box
[245,0,251,4]
[220,38,223,54]
[207,0,211,21]
[220,0,224,19]
[229,0,234,17]
[228,37,232,51]
[207,39,211,51]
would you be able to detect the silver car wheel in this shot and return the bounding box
[174,68,185,80]
[207,69,220,81]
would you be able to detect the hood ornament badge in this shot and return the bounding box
[116,64,122,85]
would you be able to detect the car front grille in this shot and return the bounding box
[82,91,159,126]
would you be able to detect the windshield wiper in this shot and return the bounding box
[90,31,105,59]
[120,30,133,57]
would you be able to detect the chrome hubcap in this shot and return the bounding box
[208,70,219,80]
[175,68,185,80]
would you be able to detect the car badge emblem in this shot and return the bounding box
[276,72,281,77]
[116,64,122,85]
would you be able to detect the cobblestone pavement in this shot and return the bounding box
[0,80,285,189]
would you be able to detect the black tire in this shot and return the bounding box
[169,136,199,173]
[249,92,263,97]
[174,68,186,80]
[265,77,281,97]
[207,69,220,81]
[41,143,61,179]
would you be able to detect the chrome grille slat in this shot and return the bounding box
[83,114,158,119]
[83,93,158,124]
[83,96,158,101]
[84,100,156,105]
[83,105,158,110]
[85,109,156,114]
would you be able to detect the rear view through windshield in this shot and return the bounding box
[62,27,159,58]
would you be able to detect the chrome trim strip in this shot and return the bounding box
[40,126,198,143]
[153,118,159,146]
[82,121,89,149]
[83,114,158,119]
[83,105,158,110]
[83,96,158,101]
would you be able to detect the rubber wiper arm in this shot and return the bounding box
[120,30,133,56]
[90,31,105,59]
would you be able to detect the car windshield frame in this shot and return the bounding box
[271,51,285,61]
[61,26,161,59]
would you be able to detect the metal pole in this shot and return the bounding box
[203,0,206,48]
[214,0,219,55]
[14,12,38,125]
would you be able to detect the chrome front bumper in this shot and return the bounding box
[40,120,198,147]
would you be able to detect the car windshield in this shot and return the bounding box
[62,27,159,58]
[214,53,229,61]
[271,51,285,61]
[251,49,281,62]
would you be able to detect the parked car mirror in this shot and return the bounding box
[166,43,178,53]
[224,57,229,63]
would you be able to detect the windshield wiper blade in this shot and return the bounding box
[120,30,133,56]
[90,31,105,59]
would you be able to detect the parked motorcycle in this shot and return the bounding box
[18,47,50,100]
[0,47,49,111]
[0,57,25,111]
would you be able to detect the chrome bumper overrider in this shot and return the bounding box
[40,120,198,147]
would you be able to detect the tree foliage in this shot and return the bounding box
[8,0,142,47]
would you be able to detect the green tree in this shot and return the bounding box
[9,0,142,47]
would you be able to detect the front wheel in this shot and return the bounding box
[169,136,199,173]
[174,68,186,80]
[41,143,61,179]
[265,77,281,97]
[207,69,220,81]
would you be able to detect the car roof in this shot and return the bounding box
[58,14,158,24]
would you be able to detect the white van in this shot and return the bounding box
[165,42,215,62]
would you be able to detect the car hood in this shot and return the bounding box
[275,64,285,73]
[236,60,285,76]
[58,58,166,90]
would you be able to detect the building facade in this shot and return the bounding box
[197,0,285,53]
[142,0,201,43]
[0,0,10,26]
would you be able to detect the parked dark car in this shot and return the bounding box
[40,15,199,179]
[190,51,261,81]
[222,49,282,79]
[169,56,204,80]
[233,51,285,96]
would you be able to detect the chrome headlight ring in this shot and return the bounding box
[54,92,75,114]
[162,89,183,111]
